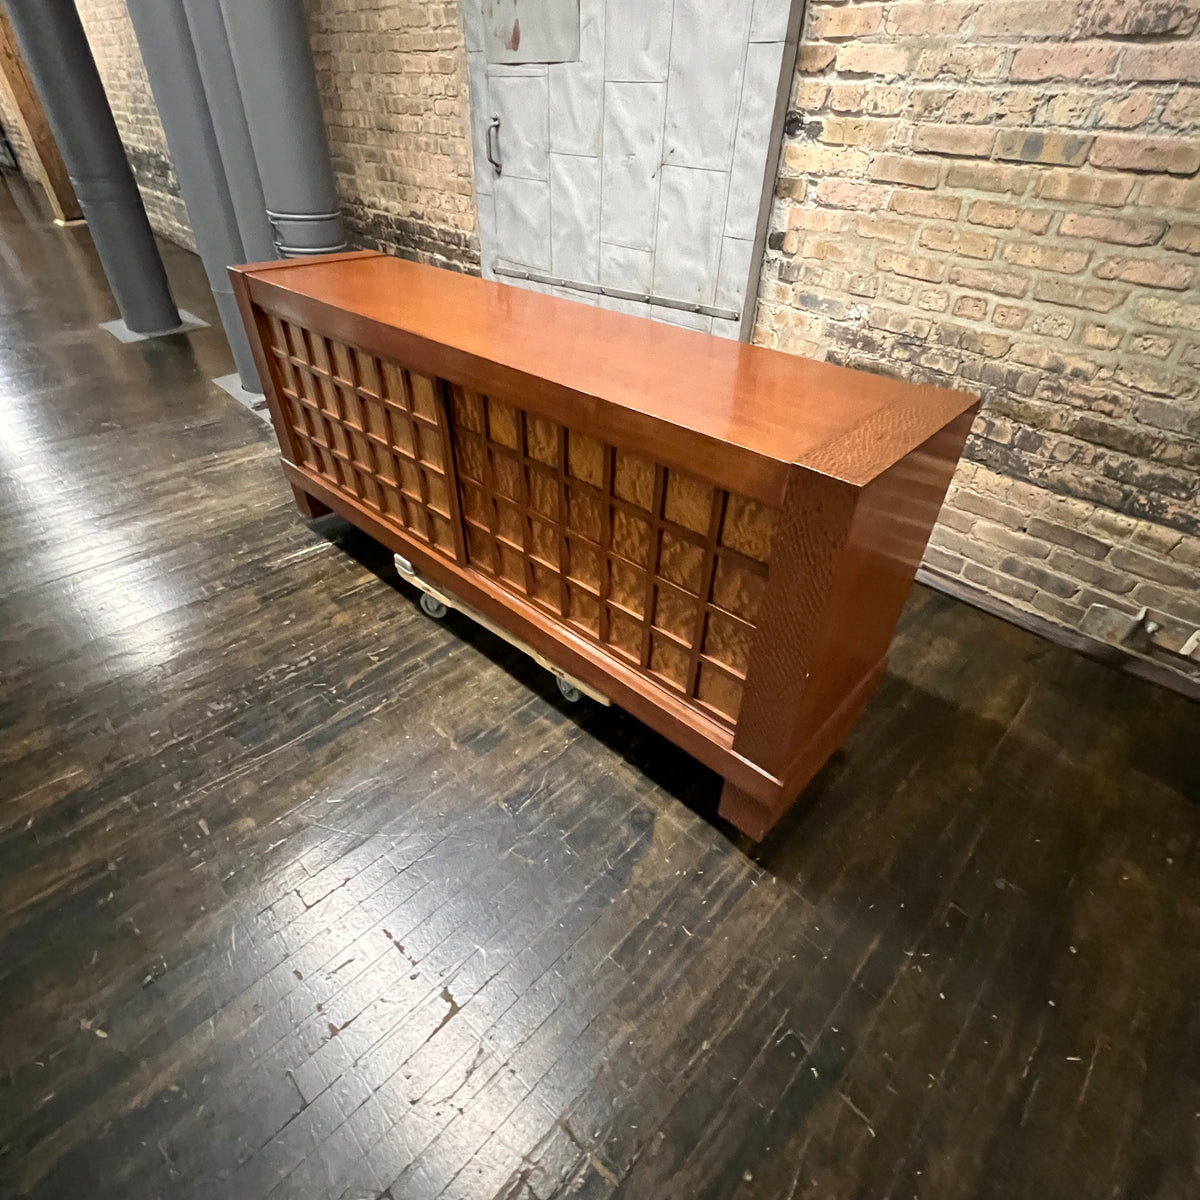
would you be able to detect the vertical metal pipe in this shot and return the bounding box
[124,0,260,391]
[180,0,275,263]
[2,0,180,334]
[218,0,345,257]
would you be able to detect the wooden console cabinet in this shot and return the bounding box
[231,251,977,839]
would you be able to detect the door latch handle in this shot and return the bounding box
[486,116,502,176]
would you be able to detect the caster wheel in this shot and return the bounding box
[556,676,582,703]
[420,592,448,620]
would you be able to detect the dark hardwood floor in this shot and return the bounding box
[1,171,1197,1200]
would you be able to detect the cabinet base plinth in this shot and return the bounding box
[292,485,330,520]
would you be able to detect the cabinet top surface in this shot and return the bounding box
[237,251,977,486]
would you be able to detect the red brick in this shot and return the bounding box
[783,143,871,175]
[1035,169,1135,207]
[1094,258,1194,290]
[775,177,809,202]
[836,43,911,77]
[1126,333,1176,358]
[1059,213,1167,246]
[801,236,860,264]
[1011,43,1121,82]
[1033,279,1129,312]
[1083,323,1121,350]
[815,178,890,210]
[1098,93,1156,130]
[817,117,893,148]
[877,249,947,283]
[966,200,1053,234]
[1136,296,1200,330]
[912,124,996,158]
[919,225,998,259]
[1162,87,1200,129]
[1121,44,1200,82]
[1164,224,1200,255]
[793,81,830,110]
[992,304,1029,329]
[1002,243,1091,274]
[953,295,989,319]
[798,44,837,73]
[809,4,884,39]
[1082,0,1200,36]
[914,47,1007,80]
[946,162,1032,195]
[890,188,961,220]
[886,2,974,34]
[948,265,1030,298]
[870,153,940,189]
[975,1,1076,36]
[1030,311,1075,340]
[868,308,933,337]
[855,213,915,242]
[1136,177,1200,209]
[786,207,848,232]
[1090,135,1200,175]
[993,130,1093,167]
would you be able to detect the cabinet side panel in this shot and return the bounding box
[792,408,977,746]
[724,407,976,835]
[729,468,862,777]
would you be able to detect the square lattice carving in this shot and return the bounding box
[450,386,776,724]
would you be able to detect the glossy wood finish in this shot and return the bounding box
[3,173,1200,1200]
[232,252,978,837]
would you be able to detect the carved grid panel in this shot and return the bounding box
[265,318,457,555]
[450,385,776,725]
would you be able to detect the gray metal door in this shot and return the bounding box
[463,0,802,339]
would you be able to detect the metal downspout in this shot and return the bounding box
[2,0,181,334]
[218,0,345,258]
[124,0,260,391]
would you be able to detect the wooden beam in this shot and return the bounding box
[0,6,82,222]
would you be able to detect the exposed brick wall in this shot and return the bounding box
[69,1,478,270]
[756,0,1200,656]
[74,0,195,249]
[0,78,35,176]
[305,0,478,271]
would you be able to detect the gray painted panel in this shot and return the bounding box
[550,153,601,282]
[605,0,673,81]
[490,74,549,180]
[663,0,753,171]
[716,235,754,311]
[750,0,793,41]
[494,176,551,270]
[600,82,665,252]
[652,165,724,304]
[547,0,604,154]
[724,39,785,239]
[599,240,653,292]
[477,190,499,277]
[484,0,580,64]
[651,305,712,333]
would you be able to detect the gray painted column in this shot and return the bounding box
[125,0,260,391]
[3,0,181,334]
[180,0,276,263]
[219,0,345,257]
